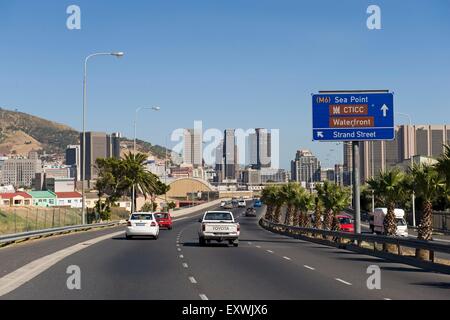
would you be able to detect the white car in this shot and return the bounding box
[220,201,227,208]
[126,212,160,240]
[238,200,246,208]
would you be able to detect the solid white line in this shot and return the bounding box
[304,265,315,271]
[182,263,189,269]
[283,256,292,261]
[199,294,209,301]
[0,231,124,297]
[189,277,197,284]
[335,278,352,286]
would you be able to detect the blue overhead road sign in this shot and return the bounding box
[312,92,394,141]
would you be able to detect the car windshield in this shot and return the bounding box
[204,212,233,221]
[130,214,153,221]
[155,213,169,219]
[339,217,352,224]
[396,218,407,226]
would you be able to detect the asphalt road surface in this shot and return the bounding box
[1,204,449,300]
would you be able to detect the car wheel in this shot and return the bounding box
[126,234,131,240]
[199,237,206,246]
[233,240,239,247]
[154,234,159,240]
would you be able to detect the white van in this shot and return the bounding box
[370,208,408,237]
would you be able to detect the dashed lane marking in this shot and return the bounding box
[335,278,352,286]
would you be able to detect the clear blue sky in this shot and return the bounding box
[1,0,450,169]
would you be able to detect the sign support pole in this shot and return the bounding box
[352,141,361,234]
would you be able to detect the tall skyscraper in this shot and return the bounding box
[214,140,224,183]
[183,128,203,167]
[343,142,353,186]
[290,150,321,184]
[224,129,238,181]
[248,128,272,169]
[80,132,121,181]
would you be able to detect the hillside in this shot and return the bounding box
[0,108,170,159]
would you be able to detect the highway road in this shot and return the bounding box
[0,204,449,300]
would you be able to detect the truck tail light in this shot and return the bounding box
[202,224,206,232]
[237,224,240,232]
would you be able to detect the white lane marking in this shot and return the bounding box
[384,298,392,301]
[189,277,198,284]
[0,231,124,297]
[179,255,184,259]
[247,242,252,245]
[304,265,315,271]
[199,294,209,301]
[335,278,352,286]
[176,244,180,247]
[283,256,292,261]
[182,263,189,269]
[267,250,274,254]
[255,245,261,249]
[177,248,182,252]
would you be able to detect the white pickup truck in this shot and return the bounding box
[198,211,240,247]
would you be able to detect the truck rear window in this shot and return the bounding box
[204,212,233,221]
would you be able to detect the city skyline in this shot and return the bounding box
[1,1,450,169]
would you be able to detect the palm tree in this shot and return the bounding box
[261,185,278,221]
[294,190,314,227]
[272,185,285,223]
[436,144,450,208]
[282,183,302,225]
[313,195,323,230]
[411,164,445,260]
[316,182,335,230]
[122,152,161,211]
[367,169,406,252]
[329,186,352,232]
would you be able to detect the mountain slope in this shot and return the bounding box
[0,108,169,159]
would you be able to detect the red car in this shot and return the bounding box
[154,212,173,230]
[337,215,354,233]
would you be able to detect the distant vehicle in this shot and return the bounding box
[126,213,160,240]
[238,200,246,208]
[220,201,227,208]
[337,214,354,233]
[231,199,239,207]
[370,208,408,237]
[223,201,234,209]
[254,200,262,208]
[198,211,240,247]
[245,207,257,217]
[154,212,173,230]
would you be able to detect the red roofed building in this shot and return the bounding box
[55,192,82,208]
[0,192,32,207]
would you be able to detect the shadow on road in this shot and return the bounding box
[112,236,157,241]
[182,242,233,248]
[380,266,429,273]
[411,282,450,289]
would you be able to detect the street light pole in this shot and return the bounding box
[396,112,416,227]
[132,106,160,213]
[82,52,124,225]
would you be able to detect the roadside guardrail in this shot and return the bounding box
[0,222,123,247]
[260,218,450,274]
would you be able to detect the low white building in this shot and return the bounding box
[55,192,82,208]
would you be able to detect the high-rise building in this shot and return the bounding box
[248,128,272,169]
[183,128,203,167]
[80,132,121,181]
[214,141,224,183]
[290,150,321,184]
[359,124,450,183]
[334,164,344,186]
[66,145,81,181]
[224,129,238,181]
[343,142,353,186]
[0,152,42,187]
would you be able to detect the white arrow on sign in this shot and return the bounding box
[381,104,389,117]
[317,132,324,138]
